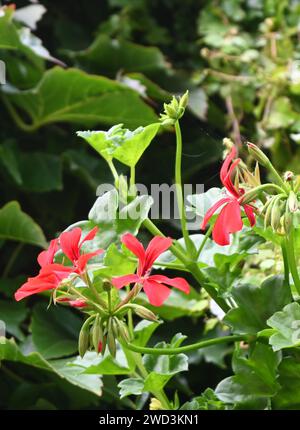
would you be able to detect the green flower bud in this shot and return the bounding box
[92,314,103,353]
[179,90,189,109]
[283,211,293,234]
[271,199,282,231]
[288,191,298,213]
[114,318,130,343]
[132,304,158,322]
[264,196,276,229]
[247,142,271,168]
[105,317,117,357]
[78,325,90,358]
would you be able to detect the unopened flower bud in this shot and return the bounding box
[92,314,103,353]
[288,191,298,213]
[114,318,131,342]
[179,90,189,109]
[133,304,158,322]
[247,142,271,168]
[107,318,117,357]
[283,211,293,234]
[78,324,90,358]
[284,171,294,182]
[271,199,282,231]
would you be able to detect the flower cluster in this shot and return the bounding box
[15,226,102,302]
[201,145,256,246]
[15,228,190,308]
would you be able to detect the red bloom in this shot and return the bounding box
[201,146,256,246]
[112,233,190,307]
[15,264,72,301]
[56,297,87,308]
[59,227,103,274]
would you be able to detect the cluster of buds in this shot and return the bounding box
[160,91,189,125]
[78,282,158,358]
[247,142,300,234]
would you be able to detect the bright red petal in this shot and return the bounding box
[79,226,99,249]
[121,233,146,274]
[14,273,58,301]
[220,146,236,184]
[212,199,243,246]
[149,274,190,294]
[59,228,82,262]
[200,197,231,230]
[37,239,58,268]
[144,236,173,273]
[111,274,140,289]
[244,204,256,227]
[75,249,103,273]
[143,279,171,306]
[40,263,73,280]
[223,158,240,198]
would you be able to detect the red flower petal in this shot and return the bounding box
[59,227,82,262]
[149,275,190,294]
[212,199,243,245]
[143,279,171,306]
[75,249,103,274]
[244,204,256,227]
[111,274,140,289]
[15,273,58,301]
[37,239,59,268]
[200,197,231,230]
[121,233,146,274]
[79,226,99,249]
[144,236,172,273]
[220,146,236,184]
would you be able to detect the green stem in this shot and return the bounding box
[126,285,134,339]
[124,334,249,356]
[3,243,24,277]
[174,120,194,257]
[107,159,119,184]
[196,224,213,261]
[242,183,287,203]
[281,239,290,288]
[2,96,37,132]
[83,272,108,309]
[286,226,300,295]
[130,166,136,189]
[143,218,230,312]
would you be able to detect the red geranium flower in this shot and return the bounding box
[112,233,190,306]
[59,226,103,274]
[15,227,103,301]
[201,145,256,246]
[14,241,73,301]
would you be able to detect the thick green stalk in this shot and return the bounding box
[124,334,249,356]
[174,120,195,256]
[281,240,290,288]
[286,226,300,295]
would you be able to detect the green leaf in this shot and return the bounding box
[95,242,136,277]
[215,344,281,408]
[267,302,300,351]
[68,34,168,77]
[0,338,102,396]
[0,7,19,50]
[0,299,28,340]
[18,152,63,192]
[77,123,160,167]
[143,334,189,391]
[117,195,154,235]
[181,388,225,410]
[88,189,119,224]
[224,276,291,334]
[132,320,161,347]
[265,97,297,130]
[3,67,157,130]
[0,201,47,248]
[188,88,208,120]
[0,141,22,185]
[118,377,144,399]
[273,355,300,409]
[31,303,82,359]
[74,348,132,375]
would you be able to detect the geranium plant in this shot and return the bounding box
[13,92,300,410]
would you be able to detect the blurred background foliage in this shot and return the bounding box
[0,0,299,410]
